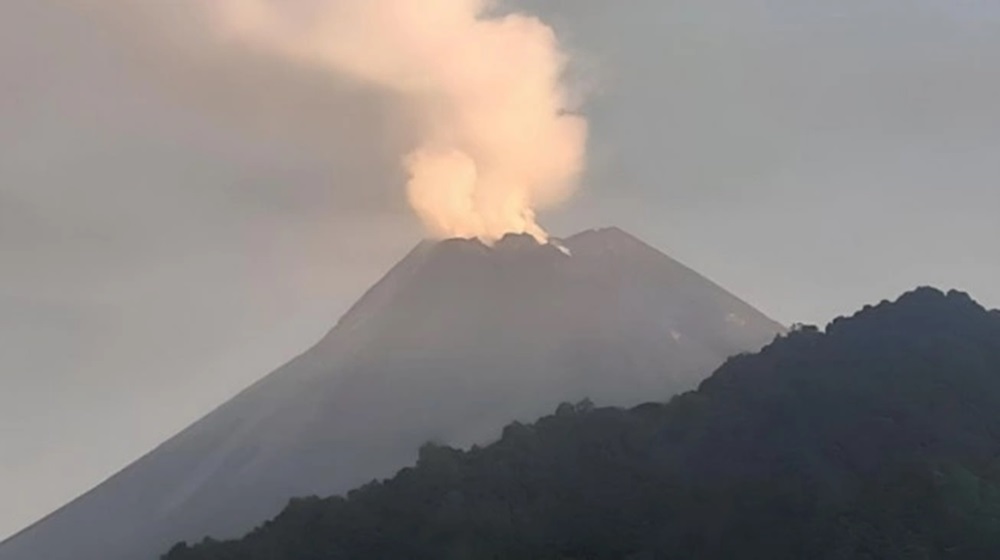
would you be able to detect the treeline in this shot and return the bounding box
[165,288,1000,559]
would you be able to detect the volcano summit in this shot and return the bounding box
[0,227,784,560]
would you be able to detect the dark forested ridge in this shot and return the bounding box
[164,288,1000,560]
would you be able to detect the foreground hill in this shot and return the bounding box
[166,288,1000,560]
[0,228,782,560]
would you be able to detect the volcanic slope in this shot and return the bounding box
[0,227,783,560]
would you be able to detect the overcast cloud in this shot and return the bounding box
[2,0,998,539]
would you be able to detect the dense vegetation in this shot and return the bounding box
[164,288,1000,560]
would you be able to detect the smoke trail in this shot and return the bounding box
[212,0,587,242]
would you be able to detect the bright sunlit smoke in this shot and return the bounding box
[212,0,587,242]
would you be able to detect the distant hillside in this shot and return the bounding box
[165,288,1000,560]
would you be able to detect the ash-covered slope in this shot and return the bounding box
[0,227,783,560]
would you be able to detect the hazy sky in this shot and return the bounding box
[2,0,998,540]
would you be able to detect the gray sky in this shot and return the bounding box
[2,0,998,540]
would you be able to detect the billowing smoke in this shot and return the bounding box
[211,0,587,242]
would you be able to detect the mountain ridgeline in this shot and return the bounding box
[166,288,1000,560]
[0,228,783,560]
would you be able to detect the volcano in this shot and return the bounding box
[0,227,784,560]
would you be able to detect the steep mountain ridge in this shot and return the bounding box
[0,228,783,560]
[165,287,1000,560]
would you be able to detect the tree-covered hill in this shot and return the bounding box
[164,288,1000,560]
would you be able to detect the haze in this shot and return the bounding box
[2,0,999,541]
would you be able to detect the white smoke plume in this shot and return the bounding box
[211,0,587,242]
